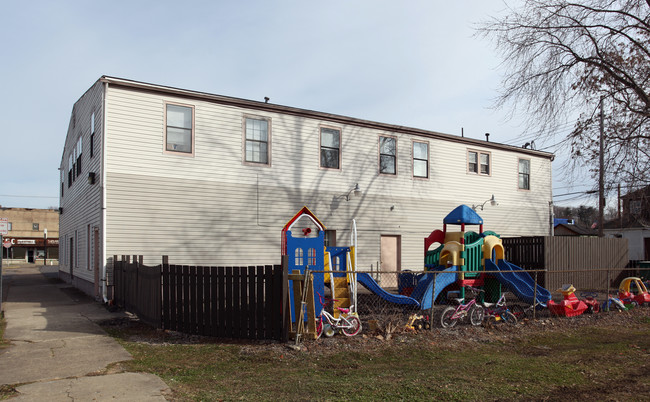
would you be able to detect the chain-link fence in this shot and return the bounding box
[312,267,650,335]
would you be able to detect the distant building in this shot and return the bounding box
[603,185,650,261]
[0,207,59,263]
[59,76,554,300]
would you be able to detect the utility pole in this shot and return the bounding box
[598,97,605,237]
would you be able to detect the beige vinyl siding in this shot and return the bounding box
[59,81,104,284]
[102,85,552,271]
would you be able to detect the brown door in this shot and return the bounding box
[94,228,100,298]
[645,237,650,260]
[380,235,401,287]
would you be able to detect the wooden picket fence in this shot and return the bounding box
[112,255,288,341]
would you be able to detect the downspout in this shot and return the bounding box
[101,81,109,302]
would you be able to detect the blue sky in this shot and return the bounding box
[0,1,595,209]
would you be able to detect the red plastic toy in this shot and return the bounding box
[548,284,588,317]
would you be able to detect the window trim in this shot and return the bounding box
[319,125,342,170]
[242,115,272,167]
[412,140,429,180]
[378,135,398,176]
[467,149,491,176]
[518,158,531,191]
[163,101,195,157]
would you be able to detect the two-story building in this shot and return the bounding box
[59,76,554,300]
[1,207,59,264]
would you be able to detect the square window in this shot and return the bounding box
[518,159,530,190]
[413,141,429,178]
[379,136,396,175]
[320,127,341,169]
[468,150,490,176]
[245,117,270,164]
[166,104,193,153]
[33,223,39,231]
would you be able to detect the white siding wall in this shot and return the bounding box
[103,85,553,270]
[59,81,104,285]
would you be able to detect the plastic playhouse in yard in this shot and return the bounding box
[282,206,361,340]
[548,284,588,317]
[617,277,650,306]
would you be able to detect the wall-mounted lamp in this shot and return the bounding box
[88,172,96,185]
[472,194,498,211]
[344,183,361,201]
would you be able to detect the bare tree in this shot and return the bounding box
[478,1,650,191]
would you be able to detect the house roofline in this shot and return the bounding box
[99,75,555,160]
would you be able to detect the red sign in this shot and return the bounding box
[3,238,11,248]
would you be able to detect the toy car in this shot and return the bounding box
[618,277,650,306]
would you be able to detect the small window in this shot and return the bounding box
[295,248,303,266]
[468,150,490,176]
[7,222,12,231]
[33,223,39,231]
[320,127,341,169]
[379,136,397,175]
[413,141,429,178]
[630,200,642,214]
[165,103,193,154]
[324,230,336,248]
[307,248,316,266]
[480,153,490,175]
[244,117,270,165]
[518,159,530,190]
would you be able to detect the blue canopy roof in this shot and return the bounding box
[443,205,483,225]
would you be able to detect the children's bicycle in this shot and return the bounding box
[510,300,545,320]
[440,287,485,328]
[481,293,517,326]
[315,292,362,338]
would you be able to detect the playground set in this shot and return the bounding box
[282,205,647,339]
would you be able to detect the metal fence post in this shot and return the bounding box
[429,271,437,330]
[605,269,610,312]
[533,271,538,321]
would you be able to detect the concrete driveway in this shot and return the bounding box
[0,264,170,401]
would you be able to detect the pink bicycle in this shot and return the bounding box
[440,287,485,328]
[315,292,362,338]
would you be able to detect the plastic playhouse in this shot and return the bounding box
[548,284,588,317]
[282,207,360,339]
[618,277,650,306]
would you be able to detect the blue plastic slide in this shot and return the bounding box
[356,266,457,310]
[486,259,551,306]
[356,273,421,307]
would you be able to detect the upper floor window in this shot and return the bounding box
[468,150,490,175]
[413,141,429,178]
[320,127,341,169]
[33,223,39,231]
[630,199,642,215]
[7,222,12,231]
[379,136,397,175]
[165,103,193,154]
[90,112,95,158]
[76,136,83,176]
[518,158,530,190]
[244,117,270,165]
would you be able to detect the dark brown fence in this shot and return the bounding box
[112,256,288,341]
[160,257,287,341]
[113,255,161,328]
